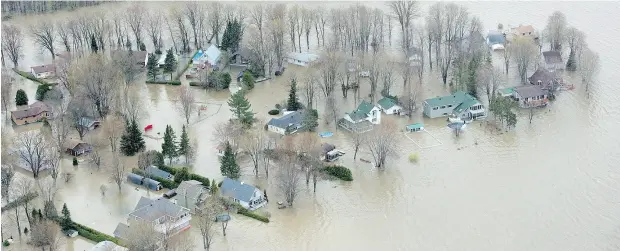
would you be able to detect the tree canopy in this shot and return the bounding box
[219,142,240,179]
[163,49,177,79]
[221,19,243,53]
[228,90,255,127]
[146,53,158,80]
[287,78,301,111]
[161,125,178,165]
[15,89,28,106]
[120,119,145,156]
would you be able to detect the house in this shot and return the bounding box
[513,85,549,108]
[405,123,424,132]
[487,30,506,51]
[157,53,178,68]
[91,241,128,251]
[63,139,92,156]
[267,110,304,135]
[339,101,381,133]
[528,69,559,91]
[175,180,209,212]
[11,101,52,125]
[78,116,101,131]
[230,47,252,65]
[423,91,486,120]
[542,51,564,71]
[286,52,319,67]
[321,143,344,162]
[377,97,403,115]
[145,166,173,181]
[132,51,148,67]
[204,44,222,68]
[114,197,191,242]
[220,177,266,211]
[30,64,56,79]
[127,173,163,191]
[511,25,537,38]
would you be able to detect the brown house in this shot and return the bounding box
[63,139,92,156]
[11,101,52,125]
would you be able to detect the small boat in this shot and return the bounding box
[278,205,287,209]
[360,158,371,163]
[319,132,333,138]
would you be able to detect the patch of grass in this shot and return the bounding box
[320,165,353,181]
[145,80,181,86]
[236,207,270,223]
[12,68,51,85]
[408,153,419,163]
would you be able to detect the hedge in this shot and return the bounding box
[12,68,51,85]
[71,221,121,245]
[189,82,201,87]
[145,80,181,85]
[268,109,279,115]
[154,165,211,187]
[320,165,353,181]
[131,168,179,189]
[236,207,270,223]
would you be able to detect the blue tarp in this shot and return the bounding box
[319,132,333,138]
[127,173,144,185]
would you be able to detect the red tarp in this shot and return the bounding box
[144,124,153,131]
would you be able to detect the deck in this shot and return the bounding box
[338,119,373,133]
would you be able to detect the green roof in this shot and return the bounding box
[377,97,398,109]
[453,95,479,115]
[355,100,374,115]
[424,91,469,107]
[406,123,424,130]
[498,87,514,95]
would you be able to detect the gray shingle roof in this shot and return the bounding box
[528,69,555,85]
[176,180,207,204]
[113,223,130,239]
[267,110,303,129]
[542,51,562,64]
[11,101,51,119]
[514,85,547,99]
[145,166,173,180]
[220,177,258,203]
[129,197,189,222]
[31,64,56,74]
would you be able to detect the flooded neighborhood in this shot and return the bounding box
[1,1,619,251]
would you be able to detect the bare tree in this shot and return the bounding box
[146,9,164,51]
[125,4,145,50]
[565,27,586,69]
[109,153,125,192]
[1,166,15,203]
[13,176,34,225]
[13,131,52,178]
[388,0,419,52]
[295,132,321,185]
[578,48,600,94]
[438,3,469,85]
[185,2,204,49]
[300,69,318,110]
[72,54,121,118]
[277,139,301,207]
[478,65,503,105]
[30,220,63,251]
[213,120,244,154]
[197,196,220,251]
[170,7,191,53]
[267,4,287,71]
[207,2,224,45]
[365,118,399,168]
[68,96,90,140]
[324,95,340,125]
[30,20,57,60]
[177,85,196,124]
[314,7,328,47]
[242,127,267,176]
[509,36,539,84]
[102,114,124,152]
[288,5,299,52]
[503,43,511,75]
[544,11,567,52]
[380,59,396,96]
[316,50,343,98]
[1,68,13,114]
[2,24,23,67]
[112,50,141,85]
[365,53,383,103]
[56,20,71,52]
[47,148,62,185]
[124,221,162,251]
[120,85,144,122]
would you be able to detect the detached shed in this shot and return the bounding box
[144,178,163,191]
[127,173,145,185]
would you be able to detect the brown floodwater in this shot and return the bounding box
[2,1,620,251]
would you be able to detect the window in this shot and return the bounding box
[448,105,453,108]
[432,107,438,110]
[440,106,446,109]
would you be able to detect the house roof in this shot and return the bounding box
[356,101,374,115]
[514,25,535,35]
[487,30,505,45]
[31,64,56,74]
[267,110,303,129]
[129,196,189,222]
[63,139,88,150]
[220,177,258,203]
[542,51,563,64]
[176,180,207,205]
[145,166,172,180]
[424,91,469,108]
[132,51,148,63]
[406,123,424,130]
[287,52,319,63]
[321,143,336,154]
[498,87,515,96]
[11,101,51,119]
[113,223,130,240]
[453,94,480,115]
[528,69,555,84]
[514,85,547,98]
[377,97,398,110]
[78,117,99,127]
[205,44,221,66]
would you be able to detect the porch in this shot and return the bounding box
[338,119,373,134]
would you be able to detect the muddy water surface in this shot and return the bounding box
[2,1,620,251]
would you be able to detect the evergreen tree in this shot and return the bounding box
[60,203,72,230]
[139,42,146,52]
[35,83,51,101]
[178,125,190,164]
[287,78,301,111]
[302,109,319,132]
[163,49,177,80]
[242,71,255,90]
[218,72,232,89]
[566,49,577,71]
[220,20,243,53]
[147,53,158,80]
[125,36,132,51]
[90,34,98,53]
[174,167,190,183]
[219,142,240,179]
[228,90,255,127]
[120,119,145,156]
[31,208,39,225]
[161,125,178,165]
[15,89,28,106]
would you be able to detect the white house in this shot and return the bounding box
[204,44,222,68]
[267,110,304,135]
[30,64,56,79]
[377,97,403,115]
[343,100,381,125]
[286,52,319,67]
[220,177,266,211]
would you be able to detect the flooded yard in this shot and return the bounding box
[2,1,620,251]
